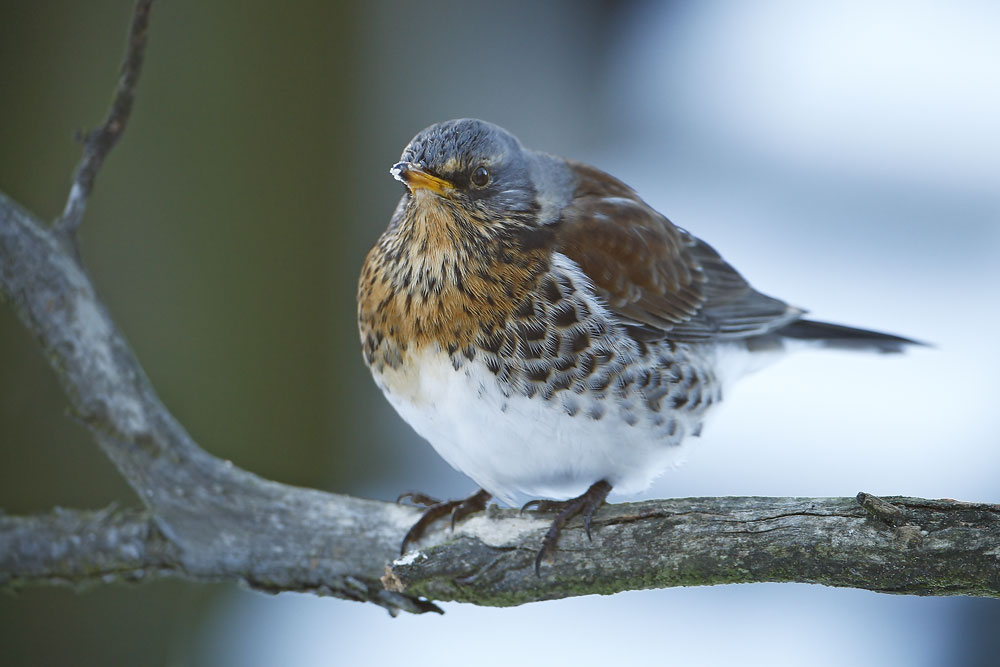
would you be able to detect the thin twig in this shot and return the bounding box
[53,0,155,237]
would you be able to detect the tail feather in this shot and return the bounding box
[776,319,926,354]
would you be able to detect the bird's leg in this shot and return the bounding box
[398,488,492,555]
[525,480,612,576]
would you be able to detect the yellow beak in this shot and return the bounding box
[390,161,454,195]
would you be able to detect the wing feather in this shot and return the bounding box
[553,161,801,342]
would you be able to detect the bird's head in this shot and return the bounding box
[391,119,540,226]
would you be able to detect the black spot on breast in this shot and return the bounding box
[549,373,572,393]
[520,340,545,360]
[555,272,576,295]
[480,330,504,355]
[518,321,547,342]
[485,355,501,375]
[514,296,535,319]
[526,364,552,383]
[551,302,578,327]
[644,386,670,412]
[680,372,695,390]
[617,370,636,390]
[497,362,513,384]
[588,373,613,392]
[540,276,562,304]
[569,328,590,353]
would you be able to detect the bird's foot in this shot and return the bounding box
[522,480,612,576]
[398,488,491,555]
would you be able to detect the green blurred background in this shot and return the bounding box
[0,1,611,663]
[1,2,357,662]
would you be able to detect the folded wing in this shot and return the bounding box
[554,161,802,343]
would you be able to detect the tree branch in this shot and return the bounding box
[54,0,154,238]
[386,493,1000,602]
[1,2,998,615]
[0,506,179,589]
[3,490,999,605]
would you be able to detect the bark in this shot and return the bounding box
[3,482,999,611]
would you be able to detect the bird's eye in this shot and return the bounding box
[470,165,490,188]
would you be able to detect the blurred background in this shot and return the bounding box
[1,0,998,665]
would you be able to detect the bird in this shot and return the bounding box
[357,118,920,573]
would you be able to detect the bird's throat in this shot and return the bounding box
[358,198,549,370]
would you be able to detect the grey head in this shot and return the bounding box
[391,119,571,224]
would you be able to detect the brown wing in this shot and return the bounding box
[553,161,802,342]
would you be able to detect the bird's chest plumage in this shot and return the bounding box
[361,252,722,505]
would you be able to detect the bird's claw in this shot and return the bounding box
[397,491,442,507]
[399,489,492,555]
[529,480,612,576]
[519,498,564,515]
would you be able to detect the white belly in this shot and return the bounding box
[375,346,701,505]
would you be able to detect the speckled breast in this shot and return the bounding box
[366,252,723,504]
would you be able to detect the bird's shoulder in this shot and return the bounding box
[550,160,801,342]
